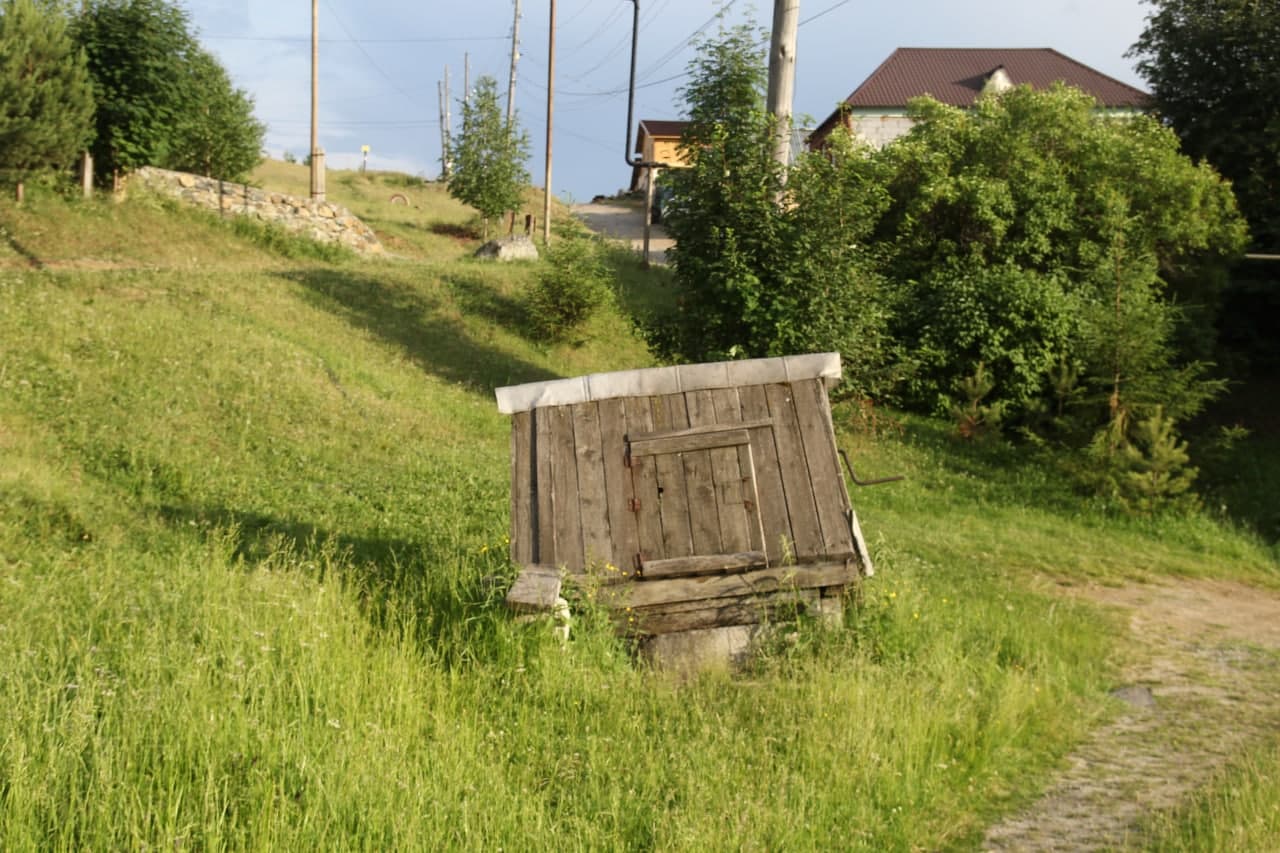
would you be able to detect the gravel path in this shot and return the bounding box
[571,201,674,263]
[983,578,1280,850]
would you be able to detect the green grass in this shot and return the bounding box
[1141,732,1280,850]
[0,168,1277,849]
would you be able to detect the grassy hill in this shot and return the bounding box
[1,165,1276,849]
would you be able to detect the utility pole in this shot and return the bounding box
[507,0,522,126]
[444,65,452,143]
[438,80,450,179]
[542,0,555,243]
[766,0,800,176]
[310,0,325,201]
[464,53,471,107]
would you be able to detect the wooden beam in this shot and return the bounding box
[629,428,751,458]
[640,551,767,580]
[619,558,856,609]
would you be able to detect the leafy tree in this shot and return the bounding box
[1130,0,1280,251]
[166,46,264,180]
[72,0,196,179]
[446,75,529,237]
[0,0,95,186]
[873,85,1247,429]
[659,23,780,362]
[658,24,894,395]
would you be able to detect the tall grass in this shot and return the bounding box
[0,171,1276,848]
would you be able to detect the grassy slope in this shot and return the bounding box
[0,167,1276,849]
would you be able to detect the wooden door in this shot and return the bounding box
[626,424,767,579]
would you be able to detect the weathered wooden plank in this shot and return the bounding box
[680,389,722,555]
[509,410,535,565]
[737,385,791,563]
[682,443,723,555]
[688,389,752,554]
[627,589,819,635]
[571,401,612,569]
[651,393,693,559]
[791,377,855,557]
[597,397,639,580]
[640,551,767,580]
[627,418,773,443]
[506,564,562,613]
[533,406,556,565]
[764,383,824,561]
[547,405,584,572]
[625,396,664,566]
[709,387,763,554]
[622,559,858,609]
[628,428,751,457]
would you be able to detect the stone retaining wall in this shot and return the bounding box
[134,166,383,255]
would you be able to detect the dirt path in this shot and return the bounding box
[571,201,674,263]
[983,578,1280,850]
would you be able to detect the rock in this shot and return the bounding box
[1110,684,1157,708]
[474,235,539,262]
[177,174,196,188]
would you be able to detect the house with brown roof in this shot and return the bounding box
[629,119,690,192]
[808,48,1148,150]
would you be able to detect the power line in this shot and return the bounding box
[320,0,432,110]
[203,34,508,43]
[799,0,851,27]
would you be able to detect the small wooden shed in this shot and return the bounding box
[495,353,872,639]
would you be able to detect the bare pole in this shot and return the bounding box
[438,80,450,179]
[766,0,800,176]
[464,53,471,107]
[309,0,324,201]
[507,0,521,126]
[443,65,452,144]
[542,0,555,243]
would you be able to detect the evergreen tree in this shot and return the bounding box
[446,76,529,237]
[0,0,95,187]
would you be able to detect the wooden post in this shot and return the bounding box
[310,0,324,201]
[642,166,655,268]
[15,182,23,205]
[311,149,326,200]
[81,151,93,198]
[507,0,521,126]
[542,0,555,244]
[766,0,800,177]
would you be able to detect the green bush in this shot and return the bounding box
[526,230,612,340]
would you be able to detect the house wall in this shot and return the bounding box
[851,112,915,149]
[643,136,687,168]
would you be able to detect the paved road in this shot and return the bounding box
[571,202,674,264]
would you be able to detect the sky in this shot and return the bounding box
[179,0,1154,202]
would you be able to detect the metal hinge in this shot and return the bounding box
[628,498,642,512]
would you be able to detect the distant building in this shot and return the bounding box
[808,48,1149,150]
[630,119,690,192]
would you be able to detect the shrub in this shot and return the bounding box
[526,231,611,341]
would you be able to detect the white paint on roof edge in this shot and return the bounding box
[495,353,842,414]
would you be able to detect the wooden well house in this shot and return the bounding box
[496,353,873,640]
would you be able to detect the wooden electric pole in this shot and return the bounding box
[443,65,452,142]
[766,0,800,175]
[310,0,325,201]
[542,0,555,243]
[464,53,471,107]
[438,80,450,179]
[507,0,521,126]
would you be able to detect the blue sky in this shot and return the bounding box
[180,0,1153,201]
